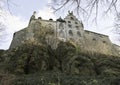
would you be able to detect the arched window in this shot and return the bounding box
[45,24,54,35]
[69,30,73,36]
[59,30,65,38]
[34,21,41,29]
[47,24,54,29]
[77,31,81,37]
[68,24,72,28]
[59,23,64,29]
[76,26,79,30]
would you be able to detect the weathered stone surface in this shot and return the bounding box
[10,11,120,56]
[1,42,120,85]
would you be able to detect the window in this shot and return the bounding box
[103,41,106,43]
[68,24,72,28]
[75,22,78,24]
[68,21,71,23]
[59,23,64,29]
[76,26,79,30]
[77,31,81,37]
[70,17,74,20]
[59,30,65,38]
[34,22,41,30]
[69,30,73,36]
[48,24,54,29]
[45,24,54,35]
[93,38,96,41]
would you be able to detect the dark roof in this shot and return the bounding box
[57,17,65,22]
[85,30,108,37]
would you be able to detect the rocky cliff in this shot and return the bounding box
[0,38,120,85]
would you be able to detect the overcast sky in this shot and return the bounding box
[0,0,120,50]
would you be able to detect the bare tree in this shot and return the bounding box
[0,0,14,32]
[114,13,120,42]
[50,0,119,20]
[51,0,120,45]
[115,13,120,33]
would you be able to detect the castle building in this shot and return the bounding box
[10,11,120,56]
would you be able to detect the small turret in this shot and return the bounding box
[68,10,73,15]
[57,17,65,22]
[29,11,36,24]
[38,17,42,19]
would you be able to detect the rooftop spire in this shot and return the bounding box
[68,10,73,15]
[33,11,36,16]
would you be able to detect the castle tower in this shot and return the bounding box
[64,11,84,45]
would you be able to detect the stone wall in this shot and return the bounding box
[83,30,118,55]
[10,11,120,56]
[10,28,27,49]
[113,44,120,55]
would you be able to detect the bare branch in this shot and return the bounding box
[51,0,119,20]
[6,0,12,15]
[53,0,69,13]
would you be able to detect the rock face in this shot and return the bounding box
[1,41,120,85]
[10,11,120,56]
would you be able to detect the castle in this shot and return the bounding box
[10,11,120,56]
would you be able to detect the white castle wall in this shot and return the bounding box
[84,30,117,55]
[10,11,119,56]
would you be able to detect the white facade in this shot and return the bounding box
[10,11,120,56]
